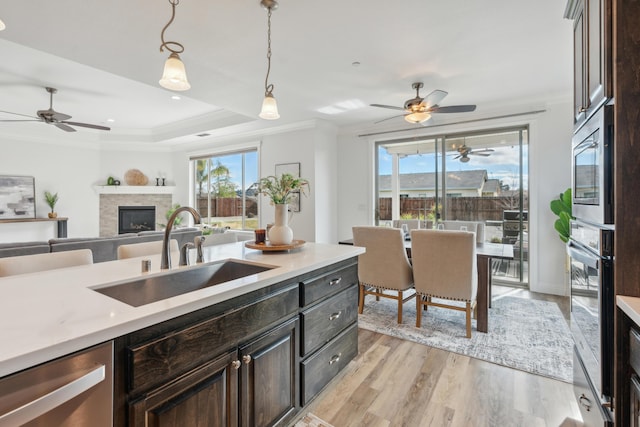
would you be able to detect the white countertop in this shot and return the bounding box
[618,295,640,326]
[0,242,363,377]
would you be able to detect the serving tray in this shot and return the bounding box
[245,239,306,252]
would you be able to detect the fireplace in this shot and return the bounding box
[118,206,156,234]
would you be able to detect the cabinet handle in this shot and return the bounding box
[329,311,342,321]
[579,393,592,411]
[329,277,342,286]
[242,355,252,364]
[231,360,241,370]
[329,353,342,365]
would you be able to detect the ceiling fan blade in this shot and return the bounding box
[0,110,38,119]
[54,123,76,132]
[37,109,72,121]
[0,119,40,122]
[472,148,495,153]
[62,121,111,131]
[374,114,406,124]
[370,103,406,111]
[469,152,492,157]
[430,105,477,114]
[423,90,448,109]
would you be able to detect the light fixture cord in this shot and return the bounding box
[160,0,184,54]
[264,6,274,96]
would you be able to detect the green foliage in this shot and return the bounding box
[400,212,415,219]
[166,203,183,227]
[258,173,310,205]
[210,160,237,197]
[550,188,573,243]
[44,191,59,212]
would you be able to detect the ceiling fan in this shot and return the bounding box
[0,87,111,132]
[371,82,476,124]
[453,143,494,163]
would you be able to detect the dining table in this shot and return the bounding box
[338,238,514,333]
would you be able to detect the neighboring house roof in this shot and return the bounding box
[482,179,500,194]
[379,170,489,192]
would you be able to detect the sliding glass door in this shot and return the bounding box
[376,127,529,286]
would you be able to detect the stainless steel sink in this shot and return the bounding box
[92,260,275,307]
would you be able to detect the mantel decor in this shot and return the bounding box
[0,175,35,219]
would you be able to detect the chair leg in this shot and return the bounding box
[358,284,365,314]
[416,294,422,327]
[397,291,403,324]
[376,288,381,301]
[466,302,472,338]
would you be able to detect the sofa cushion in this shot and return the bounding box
[0,241,50,258]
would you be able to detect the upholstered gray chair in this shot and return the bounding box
[352,226,414,323]
[411,229,477,338]
[0,249,93,277]
[117,239,178,259]
[440,220,485,244]
[392,219,421,231]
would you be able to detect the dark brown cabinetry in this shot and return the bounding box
[114,257,359,427]
[565,0,611,128]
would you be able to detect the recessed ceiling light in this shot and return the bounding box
[171,95,181,100]
[106,118,115,123]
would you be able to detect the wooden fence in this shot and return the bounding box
[196,197,258,218]
[378,195,528,221]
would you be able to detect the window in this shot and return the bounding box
[192,149,259,230]
[376,127,529,286]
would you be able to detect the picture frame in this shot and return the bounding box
[0,175,36,219]
[275,162,301,212]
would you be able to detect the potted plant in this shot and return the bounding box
[258,173,309,245]
[550,188,573,243]
[44,191,59,218]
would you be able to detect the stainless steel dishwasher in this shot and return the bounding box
[0,341,113,427]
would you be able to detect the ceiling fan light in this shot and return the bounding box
[259,93,280,120]
[159,53,191,91]
[0,19,5,31]
[404,112,431,124]
[460,156,470,163]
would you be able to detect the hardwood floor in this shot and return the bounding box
[300,286,584,427]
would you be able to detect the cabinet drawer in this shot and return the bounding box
[300,262,358,307]
[301,284,358,356]
[127,285,298,395]
[301,322,357,406]
[631,328,640,375]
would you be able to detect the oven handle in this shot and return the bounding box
[567,241,599,269]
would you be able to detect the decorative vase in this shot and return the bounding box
[269,204,293,245]
[48,212,57,219]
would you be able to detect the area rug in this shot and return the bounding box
[358,295,573,383]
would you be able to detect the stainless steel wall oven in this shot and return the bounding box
[568,219,614,425]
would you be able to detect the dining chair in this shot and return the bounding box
[194,232,238,247]
[440,220,485,243]
[0,249,93,277]
[352,226,415,323]
[117,239,178,259]
[392,219,421,231]
[410,229,477,338]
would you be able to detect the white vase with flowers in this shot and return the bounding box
[258,173,309,245]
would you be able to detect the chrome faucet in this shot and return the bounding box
[161,206,201,270]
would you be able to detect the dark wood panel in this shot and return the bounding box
[239,317,299,427]
[300,284,358,356]
[300,262,358,307]
[129,349,238,427]
[127,285,299,395]
[300,322,358,406]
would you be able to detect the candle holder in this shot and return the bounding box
[162,178,166,186]
[156,178,160,186]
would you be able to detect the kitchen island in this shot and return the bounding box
[0,241,363,426]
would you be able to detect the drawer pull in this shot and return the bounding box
[579,393,592,411]
[329,277,342,286]
[329,311,342,321]
[242,355,252,364]
[329,353,342,365]
[231,360,241,370]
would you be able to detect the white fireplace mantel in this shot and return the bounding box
[93,185,175,195]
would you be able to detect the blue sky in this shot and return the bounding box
[379,145,529,190]
[210,151,258,190]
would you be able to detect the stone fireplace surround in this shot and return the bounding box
[99,194,172,237]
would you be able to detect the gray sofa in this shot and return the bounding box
[0,228,202,264]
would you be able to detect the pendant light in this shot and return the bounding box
[0,19,5,31]
[259,0,280,120]
[159,0,190,91]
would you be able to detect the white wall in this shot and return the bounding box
[336,101,573,295]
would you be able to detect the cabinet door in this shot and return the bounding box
[586,0,610,114]
[572,0,586,124]
[129,349,239,427]
[239,317,298,427]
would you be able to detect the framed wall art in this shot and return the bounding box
[275,162,301,212]
[0,175,36,219]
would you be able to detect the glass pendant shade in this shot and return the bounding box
[259,93,280,120]
[0,19,5,31]
[404,111,431,124]
[159,52,191,91]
